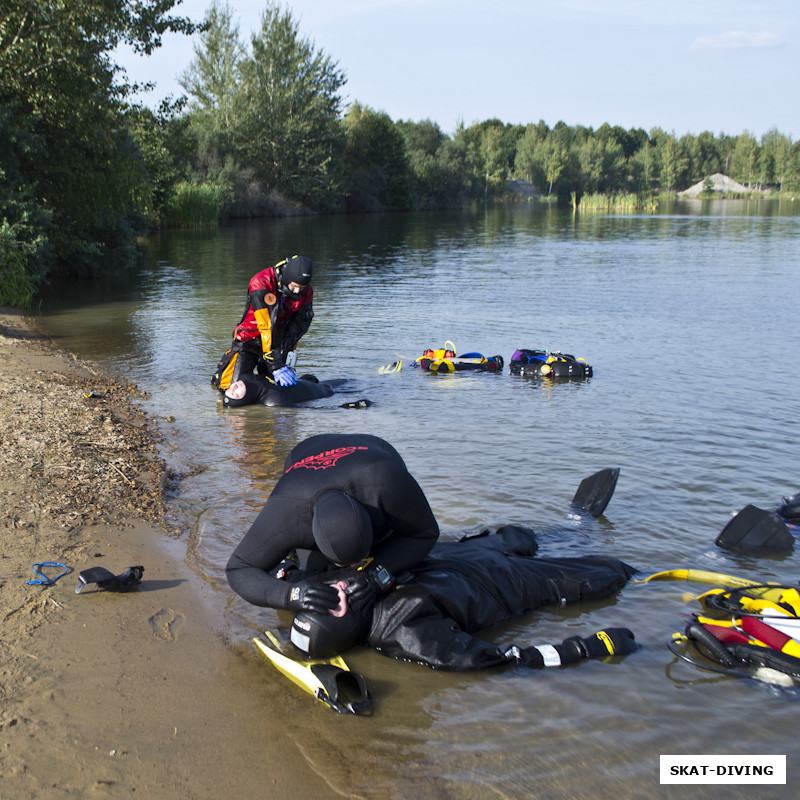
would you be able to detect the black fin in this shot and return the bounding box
[715,505,794,555]
[571,468,620,518]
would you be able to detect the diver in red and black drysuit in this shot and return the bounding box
[212,255,314,390]
[225,434,440,613]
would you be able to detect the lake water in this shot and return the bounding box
[37,199,800,798]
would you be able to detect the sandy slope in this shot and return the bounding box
[0,308,333,799]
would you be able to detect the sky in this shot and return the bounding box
[115,0,799,138]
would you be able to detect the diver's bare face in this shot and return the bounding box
[225,380,247,400]
[285,281,304,296]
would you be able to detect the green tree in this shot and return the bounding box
[730,131,759,187]
[649,129,688,191]
[126,104,185,224]
[395,119,444,206]
[513,123,548,190]
[236,3,346,210]
[452,120,511,199]
[759,128,792,189]
[787,142,800,193]
[576,129,626,193]
[695,131,722,178]
[0,0,201,281]
[630,137,656,192]
[342,103,411,211]
[179,1,244,160]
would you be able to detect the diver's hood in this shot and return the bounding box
[223,374,262,407]
[312,492,372,565]
[777,492,800,521]
[279,255,313,296]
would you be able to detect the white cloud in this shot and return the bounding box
[689,30,785,51]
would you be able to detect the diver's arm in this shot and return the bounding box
[224,497,308,609]
[372,469,439,574]
[225,549,294,608]
[225,551,338,613]
[273,289,314,364]
[250,289,280,366]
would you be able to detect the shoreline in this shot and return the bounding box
[0,308,333,799]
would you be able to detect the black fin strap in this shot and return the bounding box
[310,664,374,715]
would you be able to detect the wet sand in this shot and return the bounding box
[0,308,334,799]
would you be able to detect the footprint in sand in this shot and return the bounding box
[148,608,185,641]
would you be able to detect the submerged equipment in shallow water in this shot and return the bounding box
[253,628,373,715]
[641,569,800,686]
[510,349,593,379]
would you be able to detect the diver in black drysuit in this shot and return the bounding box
[290,524,636,670]
[226,434,440,613]
[222,372,354,408]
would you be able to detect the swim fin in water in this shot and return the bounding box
[570,467,620,518]
[714,504,794,555]
[253,629,373,715]
[378,359,402,374]
[714,487,800,556]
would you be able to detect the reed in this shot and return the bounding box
[164,182,227,228]
[576,192,659,212]
[0,244,38,309]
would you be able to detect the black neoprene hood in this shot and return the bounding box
[282,255,313,286]
[312,491,372,565]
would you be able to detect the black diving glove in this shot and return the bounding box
[286,580,340,614]
[345,575,379,613]
[566,628,637,660]
[346,564,395,611]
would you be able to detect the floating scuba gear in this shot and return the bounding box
[378,359,402,374]
[339,399,372,409]
[644,569,800,686]
[637,568,769,590]
[75,565,144,593]
[413,341,503,374]
[571,467,619,518]
[777,492,800,522]
[254,628,373,715]
[510,349,593,379]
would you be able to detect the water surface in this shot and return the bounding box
[37,199,800,798]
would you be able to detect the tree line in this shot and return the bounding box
[2,0,799,307]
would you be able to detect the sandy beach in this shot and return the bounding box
[0,308,334,799]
